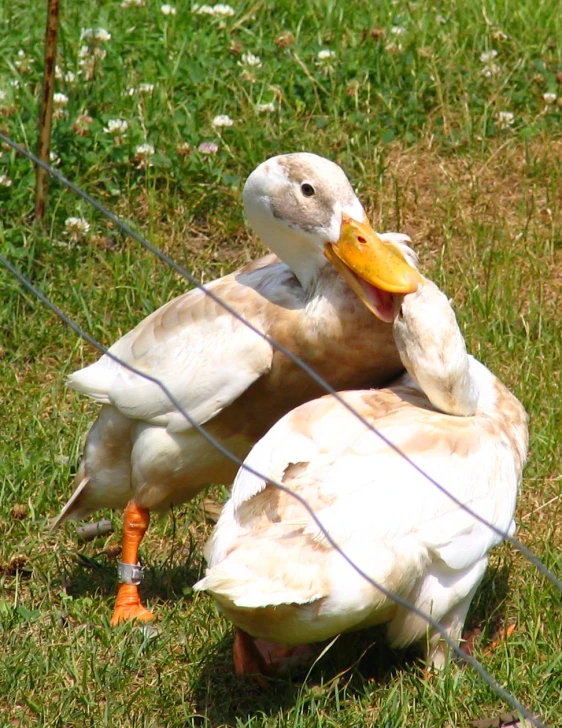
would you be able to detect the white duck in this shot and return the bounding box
[195,278,528,675]
[52,152,421,626]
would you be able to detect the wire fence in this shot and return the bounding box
[0,132,558,728]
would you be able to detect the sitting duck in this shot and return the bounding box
[195,274,528,674]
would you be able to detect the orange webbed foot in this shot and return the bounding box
[460,622,516,657]
[233,629,315,685]
[110,583,155,626]
[484,622,516,655]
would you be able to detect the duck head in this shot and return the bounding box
[243,152,422,321]
[392,281,479,416]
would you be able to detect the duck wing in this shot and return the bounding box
[67,260,287,433]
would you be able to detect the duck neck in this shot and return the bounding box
[272,234,330,292]
[393,282,480,417]
[415,351,480,417]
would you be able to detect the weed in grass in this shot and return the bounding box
[1,0,561,726]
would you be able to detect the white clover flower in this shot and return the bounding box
[256,102,276,113]
[482,64,500,78]
[317,49,336,61]
[72,114,94,136]
[211,3,235,15]
[134,144,155,168]
[390,26,406,35]
[53,92,69,107]
[65,217,90,239]
[198,141,218,154]
[50,151,61,165]
[81,28,112,43]
[176,141,191,156]
[104,119,128,135]
[480,50,498,64]
[496,111,514,129]
[15,49,34,72]
[543,92,557,104]
[0,174,13,187]
[239,52,262,68]
[128,83,155,95]
[161,4,177,15]
[212,114,234,128]
[55,66,76,83]
[193,4,235,16]
[135,143,155,156]
[121,0,145,6]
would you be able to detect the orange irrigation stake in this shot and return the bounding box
[35,0,60,221]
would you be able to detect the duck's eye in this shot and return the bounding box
[300,183,315,197]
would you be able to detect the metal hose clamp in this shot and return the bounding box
[117,561,144,585]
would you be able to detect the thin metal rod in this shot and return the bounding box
[34,0,61,221]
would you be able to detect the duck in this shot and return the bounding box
[52,152,422,626]
[194,276,529,675]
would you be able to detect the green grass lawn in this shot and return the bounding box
[1,0,561,726]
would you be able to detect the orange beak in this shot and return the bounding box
[324,214,422,320]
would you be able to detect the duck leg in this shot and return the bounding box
[233,628,269,687]
[110,501,154,626]
[233,628,315,681]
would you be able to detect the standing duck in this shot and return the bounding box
[195,278,528,674]
[53,153,420,626]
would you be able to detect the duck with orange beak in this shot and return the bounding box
[52,152,422,626]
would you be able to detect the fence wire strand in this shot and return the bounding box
[0,253,549,728]
[1,132,559,595]
[0,133,558,727]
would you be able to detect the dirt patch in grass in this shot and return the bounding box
[375,136,561,270]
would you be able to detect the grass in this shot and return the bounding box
[1,0,561,726]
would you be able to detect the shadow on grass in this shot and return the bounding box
[463,558,513,640]
[190,562,515,725]
[60,550,203,608]
[59,547,514,725]
[190,626,421,725]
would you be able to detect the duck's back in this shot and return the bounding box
[198,365,528,648]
